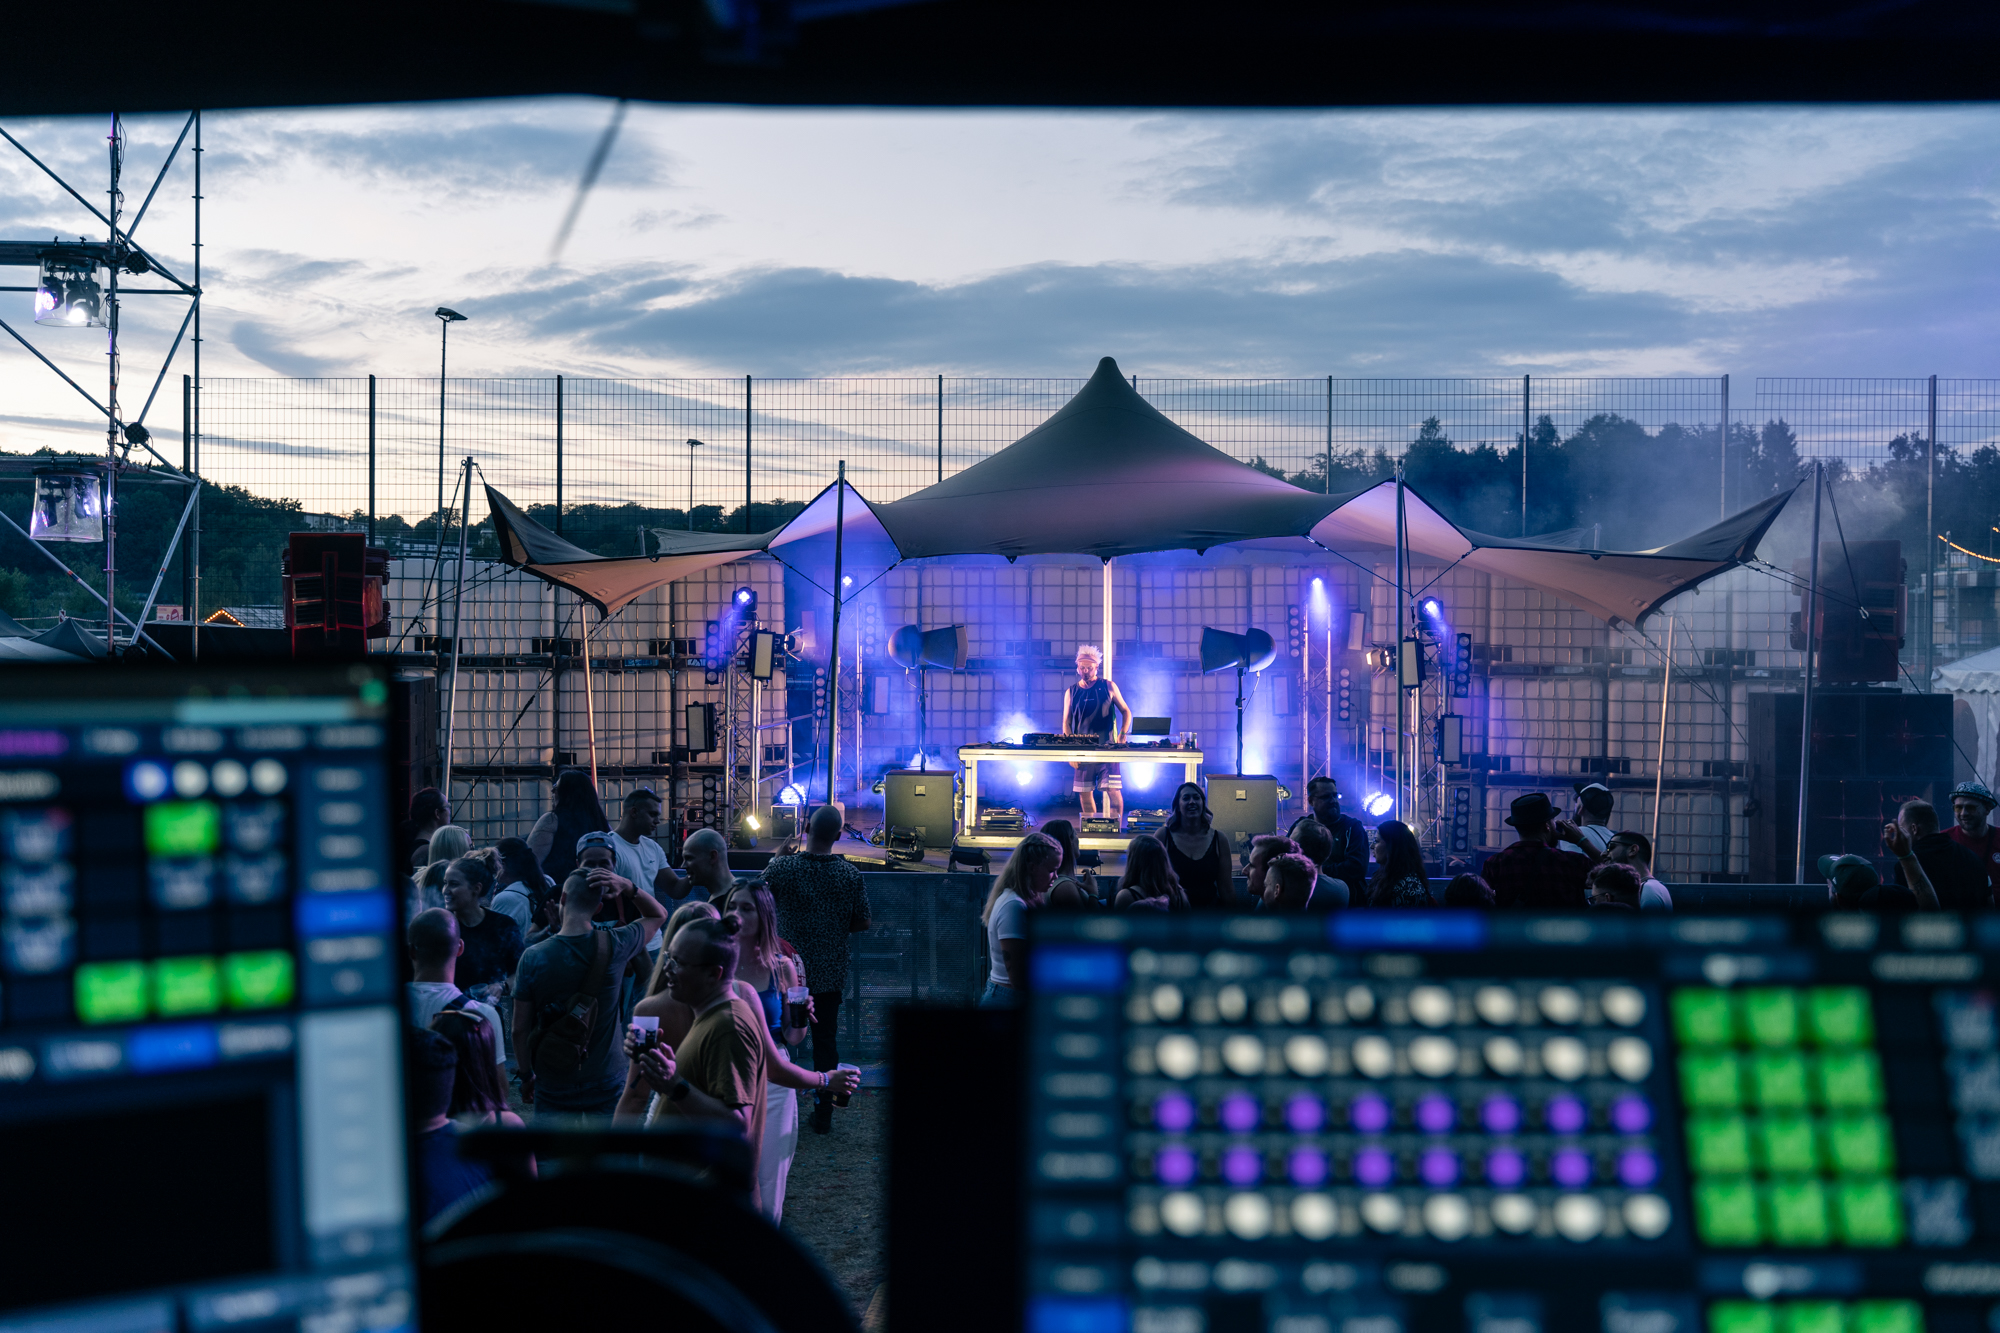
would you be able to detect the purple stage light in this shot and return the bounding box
[1416,1094,1455,1134]
[1481,1094,1521,1134]
[1289,1148,1329,1187]
[1220,1093,1260,1133]
[1286,1094,1325,1133]
[1154,1145,1197,1186]
[1222,1146,1262,1186]
[1552,1149,1592,1188]
[1545,1095,1586,1135]
[1420,1149,1459,1187]
[1155,1093,1195,1132]
[1353,1147,1394,1188]
[1612,1095,1652,1134]
[1485,1148,1525,1188]
[1618,1149,1659,1188]
[1349,1094,1391,1134]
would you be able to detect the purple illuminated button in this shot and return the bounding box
[1618,1149,1658,1188]
[1354,1146,1395,1187]
[1223,1146,1262,1186]
[1485,1148,1525,1188]
[1155,1144,1196,1186]
[1420,1148,1459,1187]
[1552,1149,1592,1188]
[1612,1095,1652,1135]
[1350,1094,1391,1134]
[1416,1094,1455,1134]
[1155,1093,1195,1133]
[1481,1094,1521,1134]
[1286,1094,1325,1134]
[1545,1095,1586,1135]
[1221,1093,1260,1133]
[1290,1148,1329,1187]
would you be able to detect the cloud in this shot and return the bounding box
[229,320,343,377]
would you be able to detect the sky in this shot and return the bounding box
[1,99,1996,453]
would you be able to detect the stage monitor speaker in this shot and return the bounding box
[884,769,956,847]
[685,702,717,755]
[1206,774,1279,845]
[389,669,439,822]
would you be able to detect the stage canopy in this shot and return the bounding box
[1940,646,2000,788]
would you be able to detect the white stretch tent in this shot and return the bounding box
[1939,646,2000,786]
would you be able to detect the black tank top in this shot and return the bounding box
[544,807,608,882]
[1067,678,1116,740]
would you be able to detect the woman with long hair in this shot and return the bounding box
[441,855,524,995]
[1163,782,1235,908]
[1368,821,1436,907]
[528,769,610,885]
[1041,818,1096,908]
[489,836,553,936]
[1114,834,1190,911]
[981,832,1062,1005]
[429,1006,526,1129]
[722,881,812,1221]
[415,824,473,911]
[400,787,450,872]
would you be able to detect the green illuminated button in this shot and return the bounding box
[1675,988,1736,1047]
[1778,1301,1844,1333]
[145,800,220,856]
[1824,1114,1894,1176]
[1765,1178,1831,1246]
[1682,1052,1744,1109]
[1816,1050,1884,1109]
[1709,1302,1776,1333]
[1834,1178,1905,1247]
[1756,1114,1820,1175]
[224,950,295,1009]
[1740,988,1801,1048]
[1849,1300,1923,1333]
[152,956,220,1016]
[75,960,148,1024]
[1750,1051,1811,1109]
[1806,986,1874,1048]
[1695,1179,1763,1246]
[1689,1114,1753,1174]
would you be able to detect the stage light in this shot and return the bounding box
[1311,577,1324,590]
[842,576,853,588]
[1199,627,1277,674]
[1422,598,1442,619]
[35,252,103,328]
[1126,762,1156,788]
[733,586,758,619]
[743,814,761,831]
[778,783,807,806]
[1014,764,1033,784]
[1365,793,1395,818]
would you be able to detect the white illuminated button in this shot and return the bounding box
[1222,1034,1265,1077]
[1538,985,1582,1025]
[1350,1035,1394,1079]
[1600,985,1647,1027]
[1483,1035,1525,1076]
[1553,1194,1605,1242]
[1360,1194,1404,1234]
[210,759,248,797]
[1151,984,1185,1022]
[1623,1194,1672,1239]
[1223,1192,1272,1240]
[1541,1036,1588,1082]
[250,758,287,794]
[1408,985,1454,1028]
[1216,984,1249,1022]
[1490,1194,1536,1235]
[1156,1034,1200,1080]
[1423,1194,1470,1242]
[1284,1035,1330,1077]
[1474,986,1519,1025]
[1345,985,1377,1022]
[1279,984,1312,1023]
[171,760,209,798]
[1607,1037,1653,1082]
[1408,1036,1458,1078]
[1291,1193,1338,1240]
[1160,1192,1205,1236]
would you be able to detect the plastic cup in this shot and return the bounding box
[785,986,810,1028]
[834,1062,860,1107]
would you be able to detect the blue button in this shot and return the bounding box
[1033,946,1126,992]
[128,1023,220,1074]
[295,891,392,938]
[1027,1297,1128,1333]
[1332,911,1487,951]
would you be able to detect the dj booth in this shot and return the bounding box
[956,740,1205,851]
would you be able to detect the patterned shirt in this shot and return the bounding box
[762,852,871,994]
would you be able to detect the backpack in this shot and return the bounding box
[524,929,613,1080]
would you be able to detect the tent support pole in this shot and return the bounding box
[1395,463,1408,827]
[1795,461,1823,884]
[1651,615,1675,857]
[581,596,599,790]
[1102,559,1114,685]
[825,461,846,808]
[442,455,474,802]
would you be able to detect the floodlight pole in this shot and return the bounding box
[104,114,123,651]
[1794,460,1823,884]
[1395,462,1409,827]
[825,461,847,807]
[687,438,703,530]
[441,455,474,801]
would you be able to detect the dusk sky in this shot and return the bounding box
[1,98,1996,455]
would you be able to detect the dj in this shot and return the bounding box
[1063,643,1133,828]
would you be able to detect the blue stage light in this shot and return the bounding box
[1421,598,1443,619]
[1364,792,1395,818]
[778,783,807,806]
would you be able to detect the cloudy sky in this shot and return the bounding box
[1,98,1996,454]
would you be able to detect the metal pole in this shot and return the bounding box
[744,373,753,533]
[442,456,474,800]
[105,114,122,651]
[1927,374,1938,691]
[1101,559,1114,686]
[1650,615,1675,857]
[181,375,191,619]
[1395,464,1408,820]
[1326,374,1333,493]
[825,462,847,805]
[189,109,201,660]
[1795,461,1824,884]
[580,598,599,788]
[552,374,563,773]
[937,373,944,483]
[554,375,564,536]
[366,374,376,544]
[1521,374,1530,537]
[1719,374,1729,520]
[437,319,448,576]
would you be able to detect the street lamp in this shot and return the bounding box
[435,308,467,561]
[686,438,703,530]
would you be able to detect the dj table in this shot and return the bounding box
[956,741,1205,851]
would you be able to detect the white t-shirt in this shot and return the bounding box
[407,981,509,1067]
[1559,824,1615,858]
[1640,877,1674,912]
[489,879,538,932]
[987,889,1027,988]
[613,832,671,954]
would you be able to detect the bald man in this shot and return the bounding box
[681,827,739,904]
[763,805,872,1134]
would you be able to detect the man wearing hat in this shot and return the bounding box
[1947,780,2000,899]
[1483,792,1598,909]
[1560,780,1617,859]
[1819,854,1914,910]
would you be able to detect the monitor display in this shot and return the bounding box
[0,666,413,1333]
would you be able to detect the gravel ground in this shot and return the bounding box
[778,1083,888,1326]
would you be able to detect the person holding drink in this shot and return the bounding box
[722,881,813,1220]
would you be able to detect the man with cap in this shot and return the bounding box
[1947,780,2000,899]
[1482,792,1598,909]
[1560,780,1617,858]
[1823,821,1940,911]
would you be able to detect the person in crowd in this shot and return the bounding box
[1603,831,1674,911]
[1306,776,1371,890]
[1947,780,2000,898]
[1163,782,1236,908]
[1113,834,1191,911]
[529,768,610,886]
[490,837,553,936]
[1285,818,1351,909]
[1821,851,1918,911]
[1367,821,1436,906]
[576,829,662,1016]
[442,855,524,994]
[408,1027,494,1224]
[1263,852,1320,910]
[1042,819,1096,908]
[1246,834,1300,904]
[429,1006,527,1131]
[415,824,473,910]
[1442,873,1494,907]
[1891,799,1992,910]
[511,864,665,1116]
[610,786,682,901]
[1063,644,1133,829]
[1482,793,1596,909]
[981,831,1061,1006]
[680,827,743,905]
[631,916,771,1210]
[764,804,873,1134]
[1560,781,1617,857]
[407,908,509,1075]
[722,881,812,1221]
[400,787,450,872]
[1586,862,1644,910]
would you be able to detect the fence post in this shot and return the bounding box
[367,374,376,544]
[1325,374,1333,493]
[745,373,753,532]
[553,374,564,772]
[554,374,564,537]
[937,373,944,483]
[1719,373,1728,520]
[181,375,192,616]
[1927,373,1938,691]
[1521,374,1531,536]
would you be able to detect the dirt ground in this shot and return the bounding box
[779,1081,889,1326]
